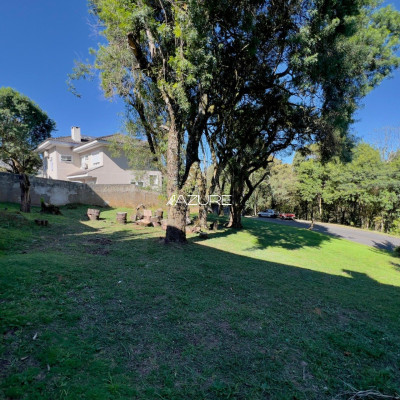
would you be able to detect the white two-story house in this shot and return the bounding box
[36,127,162,189]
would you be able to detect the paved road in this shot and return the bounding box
[253,217,400,251]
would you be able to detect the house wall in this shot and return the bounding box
[76,147,162,189]
[42,145,79,180]
[78,145,105,171]
[128,169,163,189]
[45,147,59,179]
[40,143,162,189]
[0,172,164,208]
[89,146,131,184]
[55,145,80,180]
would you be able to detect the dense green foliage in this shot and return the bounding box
[253,143,400,233]
[76,0,400,234]
[206,0,400,227]
[0,87,55,175]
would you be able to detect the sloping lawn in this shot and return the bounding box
[1,202,399,399]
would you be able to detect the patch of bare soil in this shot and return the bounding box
[85,236,112,256]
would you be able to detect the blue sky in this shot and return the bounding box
[0,0,399,147]
[0,0,124,139]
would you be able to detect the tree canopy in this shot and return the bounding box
[204,0,400,227]
[251,142,400,233]
[77,0,400,237]
[0,87,56,212]
[0,87,55,175]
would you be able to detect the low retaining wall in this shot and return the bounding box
[0,172,164,208]
[88,184,164,208]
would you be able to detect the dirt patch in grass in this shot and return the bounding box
[81,236,113,256]
[87,237,113,245]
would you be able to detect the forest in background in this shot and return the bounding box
[245,131,400,234]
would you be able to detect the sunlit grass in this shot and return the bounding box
[197,218,400,286]
[1,202,399,399]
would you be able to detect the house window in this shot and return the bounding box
[81,155,89,169]
[92,151,101,167]
[149,175,158,186]
[60,155,72,162]
[131,180,144,187]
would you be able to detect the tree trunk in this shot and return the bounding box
[19,173,31,213]
[271,196,276,210]
[341,208,346,225]
[228,203,243,229]
[198,169,208,229]
[318,194,322,220]
[166,201,187,243]
[227,176,244,229]
[165,126,186,243]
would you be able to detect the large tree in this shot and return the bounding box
[78,0,217,242]
[80,0,400,234]
[205,0,400,228]
[0,87,56,212]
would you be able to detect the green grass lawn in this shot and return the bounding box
[1,202,399,399]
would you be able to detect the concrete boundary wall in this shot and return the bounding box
[0,172,164,208]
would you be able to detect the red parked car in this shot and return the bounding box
[279,212,296,220]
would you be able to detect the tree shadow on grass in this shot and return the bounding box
[2,205,400,399]
[251,217,400,251]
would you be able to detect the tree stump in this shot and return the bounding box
[87,209,100,221]
[156,209,164,219]
[136,204,146,220]
[151,216,161,227]
[143,209,153,219]
[40,199,62,215]
[34,219,48,226]
[137,209,153,226]
[116,212,127,224]
[137,219,152,226]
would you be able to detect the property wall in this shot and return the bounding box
[89,183,164,208]
[0,172,164,208]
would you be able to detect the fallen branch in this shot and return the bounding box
[344,390,400,400]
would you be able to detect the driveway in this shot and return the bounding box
[253,217,400,251]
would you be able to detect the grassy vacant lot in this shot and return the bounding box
[1,202,400,400]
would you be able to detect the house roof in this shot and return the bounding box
[36,133,123,153]
[0,160,11,171]
[97,134,125,142]
[66,165,103,179]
